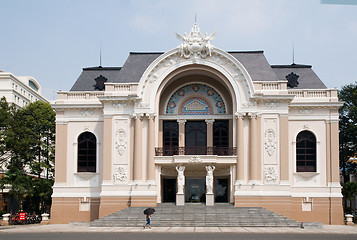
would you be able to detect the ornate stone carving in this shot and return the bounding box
[299,109,313,115]
[135,102,149,109]
[242,100,257,108]
[113,102,127,110]
[188,156,201,163]
[265,102,280,108]
[176,23,216,59]
[206,165,215,194]
[265,128,276,156]
[176,166,185,194]
[113,166,127,183]
[115,128,127,156]
[264,166,279,183]
[80,109,94,116]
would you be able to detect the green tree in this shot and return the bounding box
[339,82,357,183]
[0,97,13,166]
[0,100,55,213]
[342,182,357,213]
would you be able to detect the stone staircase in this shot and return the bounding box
[90,203,301,227]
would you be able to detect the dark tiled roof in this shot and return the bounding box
[116,52,163,83]
[70,66,122,91]
[228,51,279,82]
[271,64,327,89]
[69,52,326,91]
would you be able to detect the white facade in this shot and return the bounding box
[0,71,47,107]
[51,24,345,224]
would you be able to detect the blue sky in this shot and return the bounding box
[1,0,357,100]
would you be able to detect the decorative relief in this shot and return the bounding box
[242,100,257,108]
[265,102,280,108]
[299,109,313,115]
[113,102,127,110]
[113,166,128,183]
[264,166,279,184]
[135,102,149,109]
[188,156,201,163]
[175,23,216,59]
[294,172,319,184]
[80,109,94,116]
[166,84,225,114]
[264,128,276,156]
[115,128,127,156]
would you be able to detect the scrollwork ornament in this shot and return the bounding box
[115,128,127,156]
[113,166,127,183]
[265,128,276,156]
[264,167,278,183]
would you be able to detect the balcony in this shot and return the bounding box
[155,146,237,156]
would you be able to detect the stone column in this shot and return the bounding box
[54,122,67,183]
[235,113,245,182]
[176,165,185,205]
[249,113,258,182]
[133,113,143,181]
[177,119,186,155]
[206,119,214,154]
[146,113,156,182]
[103,116,112,181]
[326,121,331,184]
[280,115,289,182]
[330,121,340,183]
[206,165,215,206]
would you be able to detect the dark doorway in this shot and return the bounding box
[185,121,207,155]
[162,178,176,203]
[214,178,228,203]
[185,178,206,203]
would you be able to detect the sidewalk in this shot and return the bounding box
[1,223,357,234]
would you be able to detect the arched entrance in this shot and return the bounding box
[157,71,235,205]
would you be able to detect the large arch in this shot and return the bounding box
[137,48,255,114]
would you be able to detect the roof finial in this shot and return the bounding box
[99,43,102,67]
[195,13,197,24]
[292,41,295,65]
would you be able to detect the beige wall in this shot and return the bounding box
[54,123,67,182]
[234,196,344,225]
[51,197,100,224]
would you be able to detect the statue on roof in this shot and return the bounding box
[175,23,216,59]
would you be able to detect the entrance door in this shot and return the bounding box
[214,178,228,203]
[163,178,176,202]
[185,121,207,155]
[185,178,206,203]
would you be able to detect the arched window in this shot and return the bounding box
[78,132,96,172]
[296,131,316,172]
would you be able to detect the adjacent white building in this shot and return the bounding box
[0,70,47,107]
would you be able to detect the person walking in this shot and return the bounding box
[144,214,151,229]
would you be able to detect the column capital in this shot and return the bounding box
[177,119,187,124]
[145,113,157,119]
[247,112,259,119]
[205,119,215,124]
[131,113,144,120]
[235,112,246,119]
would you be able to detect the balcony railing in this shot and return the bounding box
[155,146,237,156]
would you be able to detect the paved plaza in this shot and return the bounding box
[0,223,357,234]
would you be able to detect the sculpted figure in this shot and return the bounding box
[176,165,185,194]
[206,165,215,194]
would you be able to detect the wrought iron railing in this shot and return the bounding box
[155,146,236,156]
